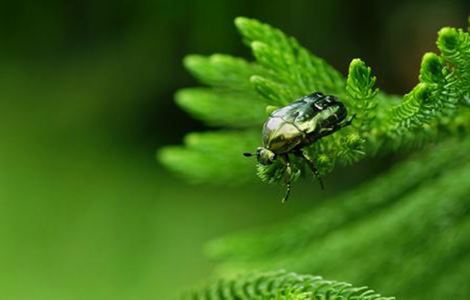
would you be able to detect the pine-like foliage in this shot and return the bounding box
[159,17,470,184]
[183,270,394,300]
[159,17,470,300]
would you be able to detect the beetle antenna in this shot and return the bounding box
[297,151,325,190]
[243,152,254,157]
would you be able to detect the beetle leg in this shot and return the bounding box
[280,154,292,203]
[282,180,291,204]
[300,152,324,190]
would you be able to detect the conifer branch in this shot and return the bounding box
[159,16,470,186]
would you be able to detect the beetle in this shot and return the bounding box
[244,92,353,203]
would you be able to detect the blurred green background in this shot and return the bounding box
[0,0,468,299]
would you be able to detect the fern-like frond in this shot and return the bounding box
[176,88,266,127]
[386,53,454,138]
[182,270,394,300]
[235,17,345,98]
[384,25,470,148]
[158,130,260,184]
[184,54,267,92]
[437,27,470,106]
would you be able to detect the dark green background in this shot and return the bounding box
[0,0,468,299]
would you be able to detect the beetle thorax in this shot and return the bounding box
[262,117,304,154]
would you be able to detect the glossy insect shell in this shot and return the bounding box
[262,92,347,154]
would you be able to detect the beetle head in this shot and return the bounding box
[256,147,276,165]
[243,147,276,165]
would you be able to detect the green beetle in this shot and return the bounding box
[244,92,353,202]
